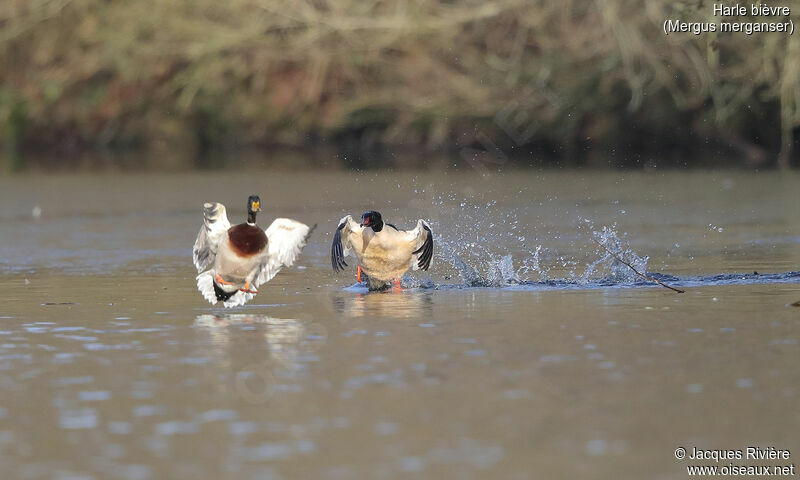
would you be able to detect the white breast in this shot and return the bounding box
[215,239,265,284]
[356,228,416,282]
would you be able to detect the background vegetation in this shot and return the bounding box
[1,0,798,170]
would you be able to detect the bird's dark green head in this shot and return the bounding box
[361,210,383,232]
[247,195,261,223]
[247,195,261,213]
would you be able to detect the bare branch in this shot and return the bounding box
[590,236,685,294]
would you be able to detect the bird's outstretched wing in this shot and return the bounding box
[408,220,433,271]
[254,218,314,286]
[193,202,231,272]
[331,215,360,272]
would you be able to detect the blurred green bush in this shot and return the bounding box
[0,0,798,168]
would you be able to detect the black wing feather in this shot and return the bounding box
[331,222,348,272]
[412,224,433,270]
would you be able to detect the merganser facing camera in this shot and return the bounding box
[332,210,433,291]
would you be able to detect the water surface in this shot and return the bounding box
[0,170,799,479]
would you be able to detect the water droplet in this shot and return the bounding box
[736,378,754,389]
[686,384,703,394]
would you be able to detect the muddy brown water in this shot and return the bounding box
[0,170,799,479]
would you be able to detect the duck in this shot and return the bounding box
[331,210,433,290]
[193,195,313,307]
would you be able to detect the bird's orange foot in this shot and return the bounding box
[238,281,258,294]
[215,273,234,286]
[392,279,402,293]
[357,265,362,283]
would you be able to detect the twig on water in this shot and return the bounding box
[590,237,685,294]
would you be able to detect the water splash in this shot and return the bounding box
[578,224,649,284]
[428,195,553,287]
[487,255,520,285]
[432,200,649,288]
